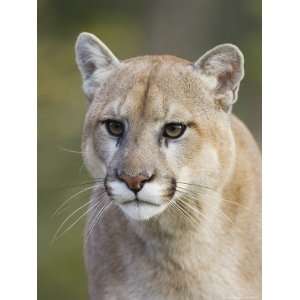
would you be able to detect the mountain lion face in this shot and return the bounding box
[76,33,244,220]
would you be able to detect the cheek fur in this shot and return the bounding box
[83,137,106,178]
[163,140,189,174]
[83,133,120,179]
[101,138,118,163]
[175,143,221,188]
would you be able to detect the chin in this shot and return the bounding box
[118,201,168,221]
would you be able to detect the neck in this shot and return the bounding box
[127,192,225,257]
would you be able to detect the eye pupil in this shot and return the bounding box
[105,120,124,137]
[163,123,186,139]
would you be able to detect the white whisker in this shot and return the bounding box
[58,146,83,154]
[53,185,97,216]
[52,201,99,242]
[171,199,200,229]
[85,202,112,244]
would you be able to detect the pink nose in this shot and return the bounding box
[118,174,151,192]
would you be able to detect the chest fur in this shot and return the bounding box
[87,228,245,300]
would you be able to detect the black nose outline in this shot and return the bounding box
[116,171,154,194]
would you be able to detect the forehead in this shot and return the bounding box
[96,56,211,122]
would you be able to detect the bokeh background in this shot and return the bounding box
[38,0,261,299]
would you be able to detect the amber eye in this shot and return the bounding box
[104,120,124,137]
[163,123,186,139]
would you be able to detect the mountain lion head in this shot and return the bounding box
[75,32,244,221]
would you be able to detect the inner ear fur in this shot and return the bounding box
[194,44,244,112]
[75,32,119,100]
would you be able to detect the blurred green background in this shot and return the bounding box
[38,0,261,299]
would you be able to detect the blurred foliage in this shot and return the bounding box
[38,0,261,299]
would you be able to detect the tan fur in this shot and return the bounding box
[75,33,261,300]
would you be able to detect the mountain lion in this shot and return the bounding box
[75,32,261,300]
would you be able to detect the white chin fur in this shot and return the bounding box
[118,202,167,221]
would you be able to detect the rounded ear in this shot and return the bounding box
[75,32,120,100]
[194,44,244,112]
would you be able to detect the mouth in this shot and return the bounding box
[117,197,167,220]
[121,198,162,207]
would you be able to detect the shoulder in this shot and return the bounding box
[230,114,261,160]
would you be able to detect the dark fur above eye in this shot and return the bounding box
[163,123,186,139]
